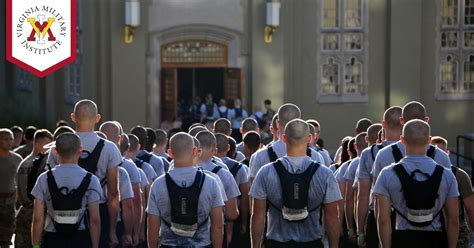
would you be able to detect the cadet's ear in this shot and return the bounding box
[306,134,312,144]
[282,134,288,145]
[95,114,101,124]
[381,120,387,129]
[168,148,174,158]
[400,135,406,145]
[424,116,430,123]
[71,113,77,123]
[400,117,406,126]
[54,147,59,156]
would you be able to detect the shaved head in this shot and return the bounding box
[355,132,368,149]
[402,119,431,147]
[241,118,258,133]
[367,123,382,144]
[402,101,427,121]
[383,106,403,129]
[243,131,261,151]
[96,131,107,139]
[283,119,309,146]
[271,114,279,130]
[119,134,130,154]
[277,104,301,130]
[130,126,147,149]
[55,133,81,160]
[73,99,98,121]
[195,131,216,151]
[169,132,194,160]
[155,129,168,146]
[431,136,448,153]
[215,133,229,153]
[99,121,120,141]
[189,126,207,137]
[128,134,140,151]
[214,118,232,135]
[193,137,200,149]
[356,118,372,133]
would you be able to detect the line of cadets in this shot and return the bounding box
[3,98,471,248]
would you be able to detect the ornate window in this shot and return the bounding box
[64,0,82,103]
[437,0,474,99]
[161,41,227,67]
[15,67,33,92]
[318,0,368,103]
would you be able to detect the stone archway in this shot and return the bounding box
[146,25,247,127]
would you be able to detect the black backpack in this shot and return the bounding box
[218,108,228,118]
[137,152,153,164]
[205,104,214,118]
[267,145,278,162]
[391,144,436,163]
[27,153,47,200]
[78,139,105,174]
[370,144,385,161]
[269,160,321,222]
[47,170,92,233]
[229,161,243,178]
[392,163,444,227]
[162,170,207,237]
[133,159,144,169]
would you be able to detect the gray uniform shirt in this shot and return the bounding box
[117,167,134,222]
[343,157,360,184]
[146,167,225,247]
[0,151,22,194]
[373,156,458,231]
[356,141,394,181]
[249,139,324,179]
[372,141,451,179]
[220,156,249,186]
[17,154,35,205]
[128,158,157,184]
[250,156,342,242]
[198,160,241,200]
[137,150,165,177]
[31,164,103,232]
[137,168,148,191]
[334,160,351,183]
[120,158,141,185]
[47,132,122,201]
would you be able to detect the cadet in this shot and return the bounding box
[215,133,250,247]
[249,103,324,184]
[241,131,261,166]
[250,119,341,248]
[100,122,141,246]
[372,102,452,180]
[14,126,37,158]
[10,125,24,150]
[373,120,459,248]
[0,129,22,248]
[31,133,103,248]
[131,126,167,175]
[228,98,248,142]
[213,118,245,161]
[126,134,157,186]
[15,129,53,248]
[236,118,259,154]
[307,120,333,165]
[333,118,372,162]
[196,131,240,222]
[200,93,219,124]
[115,166,135,247]
[147,132,225,247]
[46,99,122,247]
[153,129,171,162]
[218,99,230,119]
[356,107,401,248]
[431,136,474,248]
[343,132,368,244]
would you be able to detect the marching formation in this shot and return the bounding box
[0,99,470,248]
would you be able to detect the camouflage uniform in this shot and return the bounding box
[457,221,470,248]
[15,153,47,248]
[0,193,16,248]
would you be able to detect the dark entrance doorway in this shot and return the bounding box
[177,68,224,106]
[161,67,242,125]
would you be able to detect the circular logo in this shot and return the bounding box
[15,5,67,55]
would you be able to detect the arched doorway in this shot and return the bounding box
[160,40,243,127]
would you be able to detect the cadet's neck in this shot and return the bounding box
[385,128,402,141]
[0,149,9,157]
[405,144,427,156]
[174,159,194,168]
[153,146,166,154]
[215,152,227,158]
[75,123,95,133]
[286,144,307,157]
